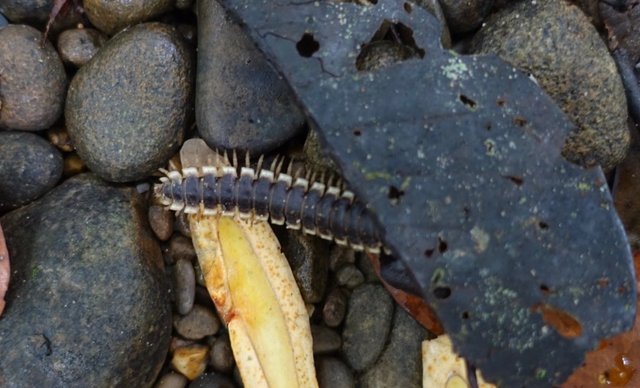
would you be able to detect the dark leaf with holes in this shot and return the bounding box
[215,1,637,386]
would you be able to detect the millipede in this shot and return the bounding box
[154,140,384,254]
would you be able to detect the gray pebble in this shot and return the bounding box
[189,372,236,388]
[65,23,193,182]
[336,264,365,289]
[196,0,305,152]
[322,287,348,328]
[439,0,494,34]
[175,0,193,10]
[193,261,206,287]
[0,132,63,212]
[84,0,174,35]
[173,305,221,340]
[149,205,174,241]
[328,245,356,272]
[170,235,196,262]
[209,332,235,373]
[57,28,107,67]
[278,230,329,304]
[155,372,188,388]
[174,259,196,315]
[0,25,67,131]
[315,357,355,388]
[357,253,379,283]
[311,325,342,355]
[342,283,394,371]
[0,174,171,386]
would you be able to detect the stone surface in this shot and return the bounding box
[471,0,629,170]
[196,0,304,153]
[57,28,107,67]
[311,325,342,355]
[84,0,174,35]
[360,307,428,388]
[439,0,494,34]
[188,372,236,388]
[169,235,196,262]
[315,357,355,388]
[0,131,63,212]
[0,24,67,131]
[342,283,394,371]
[173,305,220,340]
[155,372,188,388]
[174,259,196,315]
[65,23,193,182]
[149,205,174,241]
[209,332,235,373]
[0,174,171,386]
[322,287,348,328]
[335,264,365,289]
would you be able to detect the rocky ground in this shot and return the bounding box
[0,0,638,387]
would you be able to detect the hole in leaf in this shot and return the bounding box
[532,304,582,338]
[388,185,404,205]
[485,122,492,131]
[538,221,549,230]
[459,94,476,110]
[355,20,425,71]
[503,175,524,186]
[403,2,412,13]
[596,277,609,288]
[438,237,448,253]
[461,311,470,319]
[513,116,528,127]
[539,284,551,296]
[352,128,362,136]
[424,248,435,258]
[296,33,320,57]
[433,286,451,299]
[496,98,506,107]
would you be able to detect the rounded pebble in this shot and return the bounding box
[149,205,174,241]
[322,287,348,328]
[173,304,221,340]
[57,28,107,67]
[65,22,193,182]
[335,264,365,289]
[0,174,171,386]
[84,0,174,35]
[209,332,235,373]
[311,325,342,355]
[315,357,355,388]
[170,234,196,262]
[471,0,629,170]
[174,258,196,315]
[0,25,67,131]
[189,372,236,388]
[154,372,188,388]
[0,131,63,212]
[196,0,305,153]
[279,230,329,304]
[342,283,394,371]
[439,0,494,34]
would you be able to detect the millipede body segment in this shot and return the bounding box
[155,164,383,254]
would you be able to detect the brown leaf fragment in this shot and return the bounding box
[44,0,82,42]
[0,222,9,316]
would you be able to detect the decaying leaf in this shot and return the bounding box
[422,335,495,388]
[0,222,9,316]
[183,139,318,388]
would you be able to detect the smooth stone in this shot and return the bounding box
[154,372,188,388]
[360,307,429,388]
[169,235,196,262]
[0,174,171,386]
[174,258,196,315]
[471,0,629,170]
[189,372,236,388]
[66,23,193,182]
[84,0,173,35]
[196,0,305,153]
[173,305,220,340]
[0,132,63,212]
[315,357,355,388]
[335,264,365,289]
[311,325,342,355]
[439,0,494,34]
[322,287,348,328]
[57,28,107,67]
[209,332,235,373]
[149,205,174,241]
[342,283,394,371]
[0,25,67,131]
[278,229,329,304]
[357,252,379,283]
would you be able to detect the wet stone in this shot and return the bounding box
[155,372,188,388]
[174,258,196,315]
[0,24,67,131]
[0,174,171,386]
[170,234,196,262]
[84,0,174,35]
[209,332,235,373]
[173,304,221,340]
[279,229,329,304]
[196,0,305,153]
[57,28,107,67]
[311,325,342,355]
[360,307,429,388]
[0,131,63,212]
[471,0,629,170]
[189,372,236,388]
[65,22,193,182]
[315,357,355,388]
[149,205,174,241]
[322,287,348,328]
[342,283,394,371]
[439,0,494,34]
[335,264,365,289]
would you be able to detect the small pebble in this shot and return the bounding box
[357,253,379,283]
[336,264,365,289]
[149,205,174,241]
[174,259,196,315]
[173,305,220,340]
[209,332,235,373]
[311,325,342,355]
[322,287,348,328]
[439,0,494,34]
[84,0,174,35]
[154,372,188,388]
[279,230,329,304]
[170,235,196,262]
[315,357,355,388]
[329,245,356,272]
[57,28,107,67]
[175,0,194,11]
[189,372,236,388]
